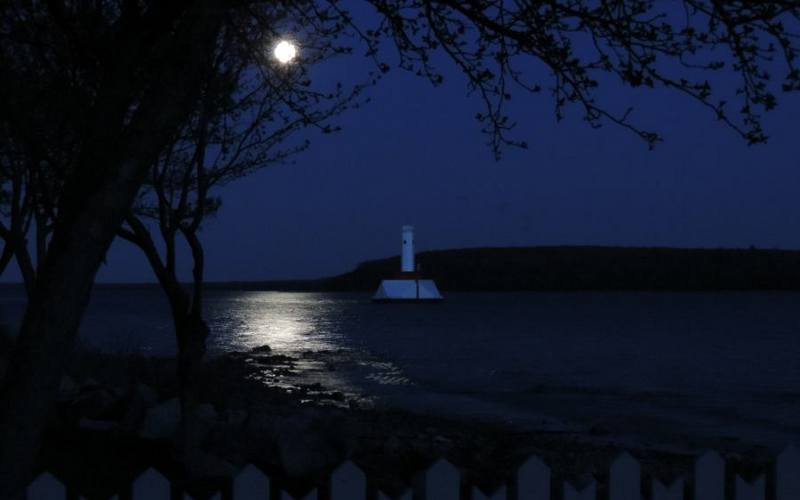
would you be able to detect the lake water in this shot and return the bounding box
[2,288,799,449]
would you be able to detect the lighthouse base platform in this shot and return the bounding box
[372,279,443,302]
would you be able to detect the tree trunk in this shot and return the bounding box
[176,229,209,475]
[0,160,154,498]
[120,218,212,476]
[13,230,37,300]
[174,310,210,476]
[0,243,14,277]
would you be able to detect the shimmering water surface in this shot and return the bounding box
[2,288,799,447]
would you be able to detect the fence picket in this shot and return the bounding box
[517,455,550,500]
[776,445,800,500]
[609,453,640,500]
[132,468,170,499]
[232,464,269,500]
[418,459,460,500]
[23,444,800,500]
[735,475,765,500]
[27,472,66,500]
[694,451,723,500]
[651,478,684,500]
[330,461,366,500]
[472,485,506,499]
[563,480,595,500]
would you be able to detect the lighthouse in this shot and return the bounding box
[373,225,443,302]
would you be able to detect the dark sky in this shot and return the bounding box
[6,13,800,283]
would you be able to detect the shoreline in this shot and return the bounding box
[1,340,780,497]
[8,243,800,293]
[3,325,793,456]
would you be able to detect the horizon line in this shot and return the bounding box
[1,243,798,287]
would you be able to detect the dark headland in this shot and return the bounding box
[207,246,800,292]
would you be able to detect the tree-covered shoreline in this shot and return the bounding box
[161,246,800,292]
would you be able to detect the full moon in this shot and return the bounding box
[273,40,297,64]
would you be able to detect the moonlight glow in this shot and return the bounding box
[273,40,297,64]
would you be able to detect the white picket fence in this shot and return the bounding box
[25,446,800,500]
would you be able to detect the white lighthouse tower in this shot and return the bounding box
[401,224,415,272]
[373,225,443,302]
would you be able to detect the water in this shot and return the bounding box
[2,287,799,448]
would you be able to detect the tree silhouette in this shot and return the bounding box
[0,133,29,280]
[0,126,61,296]
[0,4,234,496]
[117,27,361,473]
[355,1,800,155]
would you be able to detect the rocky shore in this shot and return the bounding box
[0,336,777,498]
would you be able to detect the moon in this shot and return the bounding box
[273,40,297,64]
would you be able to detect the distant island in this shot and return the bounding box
[205,246,800,292]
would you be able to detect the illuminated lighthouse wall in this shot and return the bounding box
[401,225,415,272]
[373,225,443,302]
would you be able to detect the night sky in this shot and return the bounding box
[6,19,800,284]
